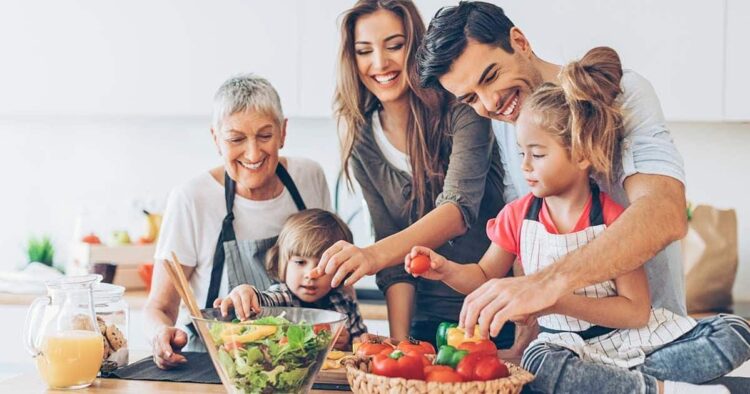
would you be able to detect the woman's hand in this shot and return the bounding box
[152,326,188,370]
[404,246,452,281]
[311,240,380,287]
[213,284,261,321]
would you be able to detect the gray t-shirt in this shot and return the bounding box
[351,104,507,323]
[492,69,687,316]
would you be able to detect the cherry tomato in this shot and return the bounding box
[410,254,431,275]
[313,323,331,335]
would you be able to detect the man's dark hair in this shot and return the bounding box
[417,1,516,89]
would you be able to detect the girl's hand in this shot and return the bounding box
[213,284,261,321]
[404,246,451,281]
[333,329,351,350]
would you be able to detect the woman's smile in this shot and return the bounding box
[372,70,401,87]
[238,157,266,171]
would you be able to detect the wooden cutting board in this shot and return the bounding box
[316,367,349,385]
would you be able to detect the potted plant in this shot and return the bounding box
[27,235,63,273]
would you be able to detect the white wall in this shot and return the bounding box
[1,117,749,299]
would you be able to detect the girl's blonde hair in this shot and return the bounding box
[524,46,624,183]
[266,209,353,281]
[335,0,452,219]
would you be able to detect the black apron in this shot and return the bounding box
[186,164,306,350]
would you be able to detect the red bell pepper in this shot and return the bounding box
[455,353,509,381]
[371,350,425,380]
[457,339,497,356]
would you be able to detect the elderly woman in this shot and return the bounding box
[144,74,331,369]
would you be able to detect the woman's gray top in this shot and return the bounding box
[350,104,507,322]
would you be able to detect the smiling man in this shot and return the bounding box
[417,0,690,356]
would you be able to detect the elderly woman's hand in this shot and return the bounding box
[311,240,380,287]
[152,326,188,370]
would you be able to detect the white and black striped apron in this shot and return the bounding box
[521,185,696,368]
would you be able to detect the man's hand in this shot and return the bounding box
[459,274,563,339]
[152,326,188,370]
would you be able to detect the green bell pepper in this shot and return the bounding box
[435,345,468,368]
[436,322,458,348]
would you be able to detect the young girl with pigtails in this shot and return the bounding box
[407,47,750,394]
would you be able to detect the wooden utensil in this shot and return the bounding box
[162,253,235,390]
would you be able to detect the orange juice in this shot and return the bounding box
[35,330,104,389]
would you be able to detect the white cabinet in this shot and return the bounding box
[0,0,744,120]
[724,0,750,121]
[502,0,725,121]
[0,1,301,117]
[297,1,351,118]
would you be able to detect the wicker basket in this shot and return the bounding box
[344,356,534,394]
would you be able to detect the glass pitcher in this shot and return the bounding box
[24,274,105,389]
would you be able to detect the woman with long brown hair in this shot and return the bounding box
[311,0,522,352]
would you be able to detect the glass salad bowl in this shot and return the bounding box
[192,307,346,394]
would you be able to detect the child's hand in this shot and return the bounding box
[404,246,451,281]
[333,329,350,350]
[212,284,261,321]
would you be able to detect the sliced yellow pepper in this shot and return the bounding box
[327,350,346,360]
[446,326,483,348]
[220,326,243,337]
[222,325,277,344]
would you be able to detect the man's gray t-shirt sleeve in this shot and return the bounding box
[617,70,685,187]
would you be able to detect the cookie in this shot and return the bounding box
[105,324,126,351]
[96,316,107,335]
[102,335,112,360]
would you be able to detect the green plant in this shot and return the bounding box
[27,236,55,266]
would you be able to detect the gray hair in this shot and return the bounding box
[212,74,284,130]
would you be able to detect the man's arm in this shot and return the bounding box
[545,173,687,292]
[459,173,687,338]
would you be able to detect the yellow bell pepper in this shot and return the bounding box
[220,326,243,337]
[222,325,277,344]
[446,326,483,348]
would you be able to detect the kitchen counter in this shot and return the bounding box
[3,373,345,393]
